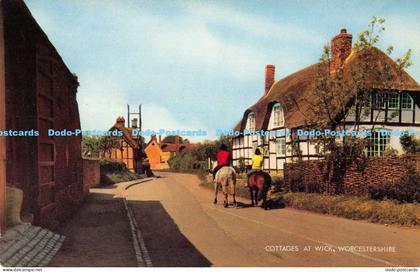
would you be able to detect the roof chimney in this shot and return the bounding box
[116,116,125,126]
[131,118,138,129]
[330,28,352,71]
[264,64,275,95]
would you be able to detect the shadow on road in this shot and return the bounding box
[129,200,212,267]
[49,192,137,267]
[234,200,285,210]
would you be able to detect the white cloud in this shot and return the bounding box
[77,76,126,130]
[184,1,324,45]
[141,104,213,142]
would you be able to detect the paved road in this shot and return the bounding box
[125,172,420,267]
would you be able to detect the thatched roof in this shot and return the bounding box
[234,47,419,131]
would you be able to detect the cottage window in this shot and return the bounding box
[275,138,286,156]
[247,112,255,131]
[387,93,400,110]
[272,103,285,127]
[366,130,390,157]
[252,142,258,154]
[373,93,386,109]
[401,93,414,110]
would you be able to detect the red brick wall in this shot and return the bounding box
[83,159,100,195]
[3,0,84,229]
[284,155,420,196]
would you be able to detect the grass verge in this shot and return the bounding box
[180,170,420,227]
[283,192,420,227]
[100,171,142,186]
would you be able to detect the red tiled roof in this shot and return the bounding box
[160,143,193,153]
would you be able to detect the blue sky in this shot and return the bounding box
[25,0,420,141]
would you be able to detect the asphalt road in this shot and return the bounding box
[125,172,420,267]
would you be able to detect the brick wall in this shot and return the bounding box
[284,155,420,196]
[83,159,100,195]
[3,0,84,230]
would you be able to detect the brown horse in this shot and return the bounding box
[247,171,272,209]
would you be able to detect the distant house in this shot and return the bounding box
[0,0,84,232]
[232,29,420,175]
[101,116,143,173]
[145,135,193,170]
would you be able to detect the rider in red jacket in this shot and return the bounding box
[212,144,230,180]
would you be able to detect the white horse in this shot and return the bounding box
[214,166,237,208]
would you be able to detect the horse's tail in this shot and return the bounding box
[232,168,237,183]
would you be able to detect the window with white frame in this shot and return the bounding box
[373,93,386,109]
[387,93,399,110]
[275,138,286,156]
[252,142,258,155]
[366,130,390,157]
[272,103,285,127]
[401,93,414,110]
[247,112,255,131]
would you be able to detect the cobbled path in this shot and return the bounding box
[0,224,64,267]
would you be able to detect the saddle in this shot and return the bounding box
[247,171,267,190]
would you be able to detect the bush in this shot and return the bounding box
[99,158,127,172]
[271,176,284,193]
[289,170,304,192]
[168,137,232,172]
[400,134,420,154]
[306,181,322,193]
[283,192,420,226]
[368,165,420,203]
[99,158,141,185]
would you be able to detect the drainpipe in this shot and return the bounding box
[0,0,6,237]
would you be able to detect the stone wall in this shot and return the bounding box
[83,159,100,195]
[284,155,420,196]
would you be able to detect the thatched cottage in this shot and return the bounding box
[232,29,420,174]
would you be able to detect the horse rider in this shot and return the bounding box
[247,147,264,178]
[212,144,231,180]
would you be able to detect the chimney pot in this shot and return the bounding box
[264,64,275,95]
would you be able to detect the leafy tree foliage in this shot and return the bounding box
[400,134,420,154]
[291,17,413,192]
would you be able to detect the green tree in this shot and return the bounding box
[400,133,420,154]
[81,136,101,158]
[98,136,122,157]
